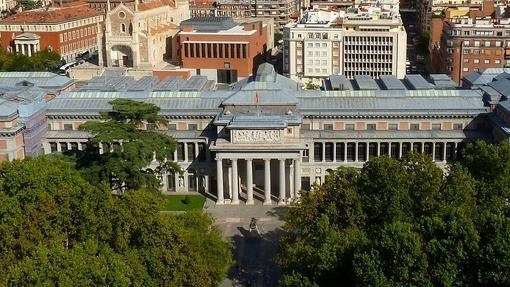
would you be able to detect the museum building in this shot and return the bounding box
[43,63,493,205]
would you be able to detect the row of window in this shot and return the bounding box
[311,141,462,163]
[48,141,207,163]
[61,38,95,54]
[183,43,248,59]
[58,122,200,131]
[302,122,463,131]
[60,26,97,43]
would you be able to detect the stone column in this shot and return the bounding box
[279,159,286,205]
[263,159,272,205]
[294,159,301,198]
[354,142,358,162]
[343,142,347,162]
[432,142,436,161]
[442,142,447,163]
[231,159,239,205]
[246,159,254,205]
[377,142,380,156]
[216,159,224,204]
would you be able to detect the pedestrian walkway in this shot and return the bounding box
[203,198,287,223]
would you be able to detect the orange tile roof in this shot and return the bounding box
[0,2,101,24]
[138,0,176,11]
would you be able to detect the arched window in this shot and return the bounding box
[121,23,126,33]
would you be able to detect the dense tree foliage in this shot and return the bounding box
[0,156,232,286]
[278,142,510,286]
[0,49,63,72]
[76,99,179,191]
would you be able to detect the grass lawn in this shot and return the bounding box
[159,194,206,211]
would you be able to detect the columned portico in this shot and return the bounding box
[212,152,303,205]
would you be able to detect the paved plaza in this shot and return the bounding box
[204,198,287,287]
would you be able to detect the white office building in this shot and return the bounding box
[283,1,406,82]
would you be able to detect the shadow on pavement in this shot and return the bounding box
[265,206,288,221]
[227,227,285,287]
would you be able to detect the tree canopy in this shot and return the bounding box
[0,49,63,72]
[75,98,179,191]
[278,142,510,286]
[0,156,232,286]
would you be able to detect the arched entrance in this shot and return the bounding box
[110,45,133,67]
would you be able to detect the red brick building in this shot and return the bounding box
[0,2,103,63]
[179,17,268,83]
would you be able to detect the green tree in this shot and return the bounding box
[279,149,509,286]
[461,140,510,285]
[31,49,64,72]
[0,156,232,286]
[76,98,180,191]
[304,80,320,90]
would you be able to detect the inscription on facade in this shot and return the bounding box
[232,129,282,144]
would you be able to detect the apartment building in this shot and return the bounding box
[283,4,406,82]
[439,16,510,84]
[250,0,299,31]
[418,0,484,32]
[179,17,269,83]
[0,2,103,62]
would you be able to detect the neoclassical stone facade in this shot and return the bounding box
[43,64,494,205]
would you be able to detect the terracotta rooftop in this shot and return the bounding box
[189,0,215,8]
[0,2,101,24]
[138,0,176,11]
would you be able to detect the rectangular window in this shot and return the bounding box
[314,142,323,162]
[424,142,433,155]
[446,142,455,161]
[434,143,444,161]
[412,142,422,153]
[63,123,73,130]
[402,142,411,156]
[367,124,376,130]
[177,143,185,161]
[188,123,198,130]
[368,143,377,159]
[345,124,355,130]
[346,143,355,162]
[50,142,57,153]
[187,143,195,161]
[388,124,398,130]
[168,124,177,130]
[336,143,345,161]
[379,142,389,156]
[390,143,399,159]
[432,123,441,130]
[197,142,206,161]
[410,123,419,130]
[325,142,334,162]
[324,124,333,130]
[167,172,175,191]
[60,142,68,152]
[358,142,367,162]
[188,172,197,191]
